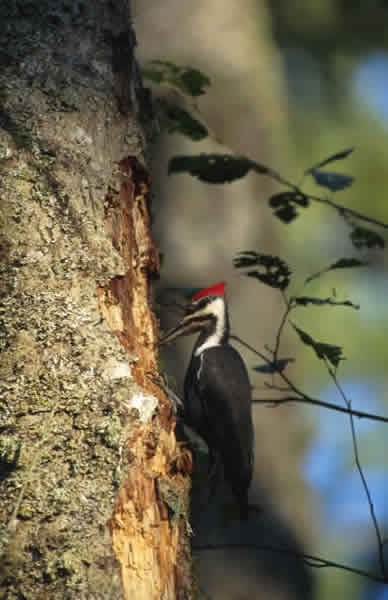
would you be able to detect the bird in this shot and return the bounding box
[160,282,254,519]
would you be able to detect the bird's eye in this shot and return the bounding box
[186,297,208,314]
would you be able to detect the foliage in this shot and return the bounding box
[233,251,291,290]
[142,62,210,141]
[160,101,208,141]
[305,258,367,283]
[146,60,388,589]
[291,323,344,368]
[350,225,385,249]
[268,191,309,223]
[142,60,210,97]
[168,154,267,183]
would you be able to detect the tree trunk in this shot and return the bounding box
[0,3,191,599]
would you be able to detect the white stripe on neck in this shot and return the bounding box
[194,297,225,356]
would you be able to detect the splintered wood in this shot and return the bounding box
[98,157,191,600]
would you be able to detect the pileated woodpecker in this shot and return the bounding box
[160,282,254,518]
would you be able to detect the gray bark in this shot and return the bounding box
[0,3,191,599]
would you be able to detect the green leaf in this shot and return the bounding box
[305,258,367,283]
[269,191,309,223]
[292,323,344,368]
[292,296,359,310]
[141,67,164,85]
[306,148,354,172]
[350,226,385,249]
[161,102,208,141]
[329,258,367,270]
[234,251,291,290]
[142,61,210,97]
[179,68,211,97]
[168,154,255,183]
[309,169,354,192]
[253,358,294,374]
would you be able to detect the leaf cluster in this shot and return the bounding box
[142,60,210,97]
[350,226,385,249]
[168,148,354,193]
[142,62,211,141]
[168,154,265,183]
[158,100,208,141]
[292,323,344,368]
[269,191,309,223]
[234,250,365,371]
[234,251,291,290]
[168,149,386,250]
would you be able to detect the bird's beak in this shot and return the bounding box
[160,314,207,345]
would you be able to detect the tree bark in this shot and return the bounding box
[0,2,191,599]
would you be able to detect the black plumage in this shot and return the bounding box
[160,287,254,518]
[184,343,254,518]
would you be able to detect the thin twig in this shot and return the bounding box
[262,382,291,392]
[233,334,388,424]
[273,291,292,366]
[253,394,388,424]
[308,192,388,231]
[193,542,386,583]
[328,366,387,580]
[231,334,271,364]
[265,168,388,231]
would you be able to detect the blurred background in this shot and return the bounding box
[135,2,388,599]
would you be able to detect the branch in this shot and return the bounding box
[265,167,388,231]
[252,395,388,424]
[233,334,388,581]
[193,542,386,583]
[273,290,292,366]
[231,334,271,364]
[232,334,388,424]
[309,192,388,231]
[328,366,387,579]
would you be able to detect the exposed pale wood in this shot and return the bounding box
[99,158,192,599]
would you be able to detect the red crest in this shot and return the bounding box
[191,281,226,302]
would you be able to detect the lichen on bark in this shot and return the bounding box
[0,2,191,599]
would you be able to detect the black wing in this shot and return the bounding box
[185,345,254,512]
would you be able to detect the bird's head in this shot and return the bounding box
[160,282,227,345]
